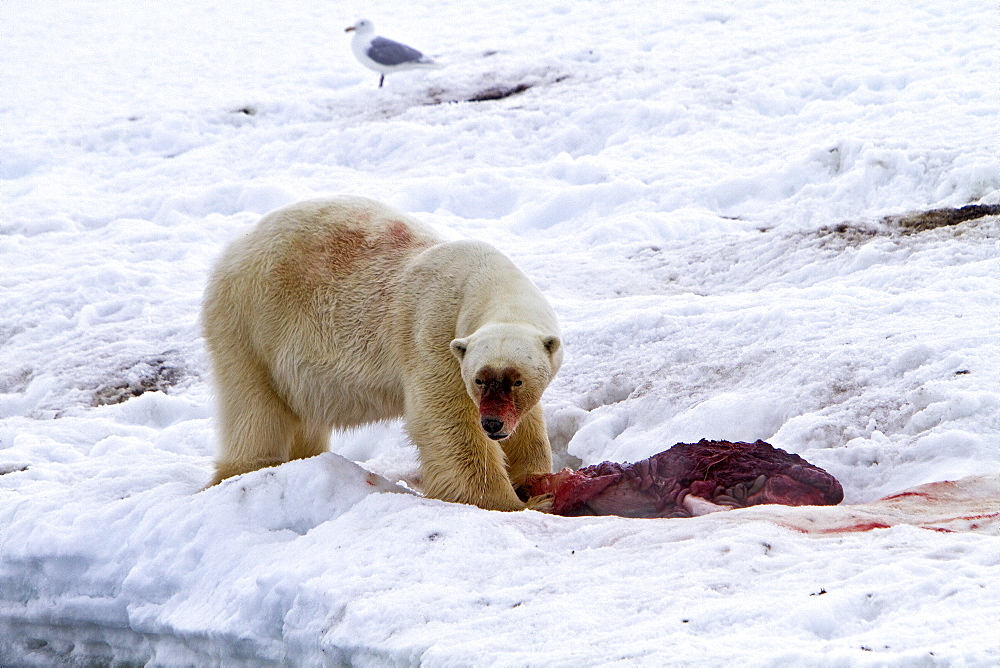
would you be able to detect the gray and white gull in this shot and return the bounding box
[345,19,439,88]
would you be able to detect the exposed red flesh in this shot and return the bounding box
[519,439,844,518]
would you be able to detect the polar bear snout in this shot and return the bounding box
[471,366,525,440]
[479,399,516,440]
[481,417,508,439]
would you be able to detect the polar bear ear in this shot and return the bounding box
[450,338,469,360]
[543,336,561,356]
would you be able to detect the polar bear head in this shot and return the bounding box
[450,323,562,441]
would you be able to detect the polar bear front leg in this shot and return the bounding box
[497,403,553,489]
[405,391,528,511]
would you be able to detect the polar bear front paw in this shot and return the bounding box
[524,493,554,513]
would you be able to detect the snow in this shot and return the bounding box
[2,0,999,664]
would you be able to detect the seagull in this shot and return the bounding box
[345,19,439,88]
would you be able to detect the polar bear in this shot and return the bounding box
[202,196,563,511]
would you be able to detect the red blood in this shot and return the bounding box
[882,491,934,501]
[384,220,413,248]
[813,522,892,533]
[479,395,517,426]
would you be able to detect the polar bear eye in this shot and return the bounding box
[513,380,522,387]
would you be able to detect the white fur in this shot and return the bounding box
[202,196,562,511]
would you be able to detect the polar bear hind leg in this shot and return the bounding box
[207,341,303,485]
[289,423,333,462]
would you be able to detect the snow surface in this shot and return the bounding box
[2,0,999,664]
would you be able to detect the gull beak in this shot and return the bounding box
[345,26,356,32]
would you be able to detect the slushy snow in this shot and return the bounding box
[2,0,999,665]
